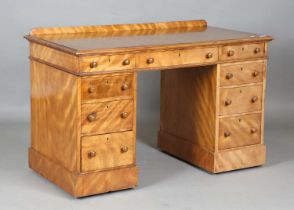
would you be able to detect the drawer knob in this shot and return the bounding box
[224,99,232,106]
[121,83,129,91]
[89,61,98,68]
[251,96,258,103]
[121,146,129,153]
[206,52,213,59]
[87,113,97,122]
[120,112,128,119]
[254,47,261,54]
[227,50,235,57]
[122,59,130,66]
[146,58,154,64]
[252,71,259,77]
[224,131,231,137]
[226,72,234,80]
[88,87,95,93]
[88,151,96,158]
[251,128,258,134]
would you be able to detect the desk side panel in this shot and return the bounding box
[159,66,217,152]
[30,60,81,172]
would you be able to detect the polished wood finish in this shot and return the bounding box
[160,66,217,152]
[81,131,135,172]
[81,99,133,135]
[29,148,138,197]
[26,20,272,197]
[30,60,81,172]
[219,84,263,115]
[220,60,264,86]
[81,73,134,102]
[218,113,261,150]
[136,47,218,69]
[219,43,265,61]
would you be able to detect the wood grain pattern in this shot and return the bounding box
[219,113,261,150]
[136,47,218,69]
[158,131,215,172]
[214,144,266,173]
[30,20,207,35]
[30,43,79,73]
[160,65,217,152]
[81,99,133,135]
[219,43,265,61]
[29,148,138,197]
[80,54,135,72]
[220,60,264,86]
[81,131,135,172]
[81,73,134,102]
[219,84,263,115]
[30,60,80,172]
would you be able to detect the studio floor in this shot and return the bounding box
[0,119,294,210]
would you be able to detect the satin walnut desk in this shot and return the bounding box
[24,20,273,197]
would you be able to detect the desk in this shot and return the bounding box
[24,20,273,197]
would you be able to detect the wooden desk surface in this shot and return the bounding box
[25,20,272,55]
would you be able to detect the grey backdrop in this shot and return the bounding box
[1,0,294,209]
[0,0,293,125]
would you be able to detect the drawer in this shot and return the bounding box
[80,54,135,72]
[219,84,263,115]
[136,47,218,69]
[81,131,135,172]
[219,113,261,150]
[81,73,133,101]
[219,43,265,61]
[81,99,133,135]
[220,61,264,86]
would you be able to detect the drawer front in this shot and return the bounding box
[80,54,135,72]
[81,100,133,135]
[220,61,264,86]
[81,131,135,172]
[136,47,218,69]
[220,43,265,61]
[81,74,133,101]
[219,113,261,150]
[219,84,263,115]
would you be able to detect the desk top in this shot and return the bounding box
[25,20,272,55]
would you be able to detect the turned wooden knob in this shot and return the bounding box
[254,47,261,54]
[206,52,213,59]
[121,83,129,91]
[88,87,95,93]
[226,72,234,80]
[122,59,130,66]
[251,96,258,103]
[252,71,259,77]
[224,131,231,137]
[121,146,128,153]
[87,113,97,122]
[146,58,154,64]
[224,99,232,106]
[251,128,258,134]
[89,61,98,68]
[120,112,128,119]
[88,151,96,158]
[227,50,235,57]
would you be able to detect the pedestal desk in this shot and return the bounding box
[24,20,273,197]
